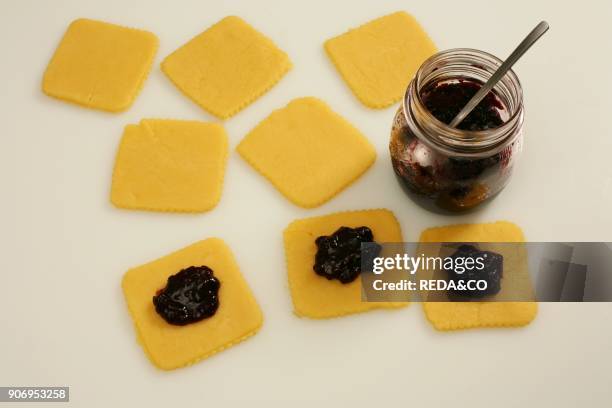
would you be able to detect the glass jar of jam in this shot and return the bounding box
[389,49,524,213]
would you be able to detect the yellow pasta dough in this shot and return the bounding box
[237,97,376,208]
[42,18,158,112]
[284,209,407,318]
[122,238,263,370]
[324,11,436,108]
[161,16,291,119]
[111,119,228,213]
[419,221,538,331]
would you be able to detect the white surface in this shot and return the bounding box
[2,0,612,406]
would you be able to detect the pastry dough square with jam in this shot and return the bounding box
[324,11,436,108]
[111,119,228,213]
[284,209,407,318]
[42,18,158,112]
[419,221,538,331]
[161,16,291,119]
[122,238,263,370]
[237,97,376,208]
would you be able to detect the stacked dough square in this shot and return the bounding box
[110,119,228,212]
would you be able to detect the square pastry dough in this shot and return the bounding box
[419,221,538,331]
[161,16,291,119]
[42,18,158,112]
[237,97,376,208]
[324,11,436,108]
[111,119,228,212]
[122,238,263,370]
[284,209,407,318]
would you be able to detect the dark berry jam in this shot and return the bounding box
[420,79,504,131]
[389,78,520,213]
[314,226,381,284]
[437,183,489,211]
[389,50,523,213]
[153,266,220,325]
[446,244,503,298]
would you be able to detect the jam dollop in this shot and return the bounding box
[421,79,504,131]
[153,266,220,325]
[446,244,503,298]
[314,226,380,284]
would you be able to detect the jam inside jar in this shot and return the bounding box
[390,49,524,213]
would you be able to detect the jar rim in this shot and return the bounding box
[403,48,524,154]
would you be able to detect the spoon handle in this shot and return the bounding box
[449,21,550,128]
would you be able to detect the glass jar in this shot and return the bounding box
[389,48,524,213]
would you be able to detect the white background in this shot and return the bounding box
[2,0,612,406]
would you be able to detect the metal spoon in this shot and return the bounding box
[449,21,550,128]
